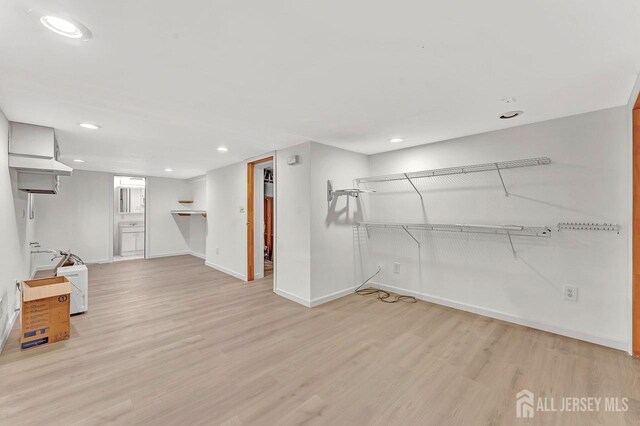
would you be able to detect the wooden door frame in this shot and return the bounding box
[633,94,640,356]
[247,156,274,281]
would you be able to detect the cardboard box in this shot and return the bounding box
[21,276,71,350]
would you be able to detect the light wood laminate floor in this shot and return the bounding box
[1,255,639,425]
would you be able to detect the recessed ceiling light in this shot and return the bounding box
[217,146,228,152]
[30,10,92,41]
[499,111,523,120]
[390,138,403,143]
[73,159,85,163]
[79,123,101,130]
[165,168,173,172]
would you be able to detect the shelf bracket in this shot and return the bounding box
[494,163,509,197]
[404,173,423,201]
[506,231,517,259]
[401,225,420,246]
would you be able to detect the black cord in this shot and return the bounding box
[354,267,417,304]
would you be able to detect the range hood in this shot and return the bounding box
[8,122,73,176]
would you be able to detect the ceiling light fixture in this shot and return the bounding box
[30,9,92,40]
[165,168,173,172]
[79,122,101,130]
[217,146,228,152]
[390,138,403,143]
[73,159,85,163]
[499,111,523,120]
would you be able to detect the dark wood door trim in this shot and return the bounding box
[247,156,274,282]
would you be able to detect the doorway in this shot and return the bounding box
[247,157,274,282]
[113,176,146,262]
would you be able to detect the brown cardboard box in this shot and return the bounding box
[21,276,71,350]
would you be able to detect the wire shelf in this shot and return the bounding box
[355,157,551,184]
[357,222,552,237]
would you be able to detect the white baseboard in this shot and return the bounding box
[146,251,192,259]
[189,251,206,260]
[0,310,18,354]
[310,286,357,307]
[370,281,627,351]
[275,288,311,307]
[204,261,246,281]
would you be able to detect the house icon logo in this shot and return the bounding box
[516,389,535,418]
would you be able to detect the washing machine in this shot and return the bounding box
[57,264,88,315]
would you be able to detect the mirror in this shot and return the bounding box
[118,187,145,214]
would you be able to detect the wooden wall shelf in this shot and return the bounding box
[178,200,194,204]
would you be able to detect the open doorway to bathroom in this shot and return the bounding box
[113,176,146,261]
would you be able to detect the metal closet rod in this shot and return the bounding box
[354,157,551,184]
[357,222,553,237]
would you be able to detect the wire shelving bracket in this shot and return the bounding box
[354,157,551,199]
[327,180,375,202]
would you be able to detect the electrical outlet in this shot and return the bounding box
[393,262,400,274]
[376,263,383,271]
[564,285,578,302]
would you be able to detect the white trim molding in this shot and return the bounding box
[205,261,247,282]
[309,286,358,307]
[146,251,192,259]
[0,310,18,354]
[275,288,311,307]
[189,251,206,260]
[369,281,627,352]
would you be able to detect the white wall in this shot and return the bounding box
[147,176,191,258]
[275,143,312,303]
[0,110,36,350]
[187,176,207,258]
[205,162,247,279]
[361,107,630,350]
[32,171,195,267]
[33,170,111,269]
[309,142,369,304]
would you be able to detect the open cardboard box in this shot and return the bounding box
[21,276,71,350]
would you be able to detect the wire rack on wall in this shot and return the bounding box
[354,157,551,198]
[357,222,552,258]
[557,222,620,233]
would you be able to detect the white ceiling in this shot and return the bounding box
[1,0,639,179]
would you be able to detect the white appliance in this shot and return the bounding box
[57,265,88,315]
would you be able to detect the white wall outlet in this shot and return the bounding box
[564,285,578,302]
[393,262,400,274]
